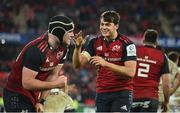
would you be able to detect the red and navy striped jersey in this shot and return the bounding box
[133,45,169,100]
[5,32,67,106]
[84,34,137,93]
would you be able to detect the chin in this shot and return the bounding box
[102,34,110,37]
[63,42,70,46]
[101,32,110,37]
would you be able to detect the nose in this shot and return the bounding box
[70,33,74,40]
[71,32,74,37]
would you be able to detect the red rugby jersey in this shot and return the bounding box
[5,32,67,106]
[133,45,169,100]
[84,34,137,93]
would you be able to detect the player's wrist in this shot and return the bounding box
[39,98,46,105]
[75,45,82,49]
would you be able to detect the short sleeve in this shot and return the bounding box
[23,46,43,72]
[122,43,137,61]
[161,54,170,75]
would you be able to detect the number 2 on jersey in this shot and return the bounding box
[137,63,150,77]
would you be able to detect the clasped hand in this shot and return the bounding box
[90,56,107,67]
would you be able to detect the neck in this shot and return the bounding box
[105,31,118,41]
[144,43,156,48]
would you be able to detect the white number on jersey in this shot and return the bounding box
[137,63,150,77]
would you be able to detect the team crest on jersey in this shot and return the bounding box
[112,45,121,52]
[56,51,63,59]
[96,46,102,51]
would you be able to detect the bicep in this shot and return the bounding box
[46,64,64,81]
[124,60,137,71]
[124,60,137,76]
[22,66,38,85]
[161,73,170,84]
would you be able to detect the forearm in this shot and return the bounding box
[24,70,61,91]
[38,72,62,101]
[73,47,82,68]
[171,77,180,95]
[23,79,57,91]
[163,82,170,103]
[105,62,136,78]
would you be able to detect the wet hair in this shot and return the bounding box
[168,51,179,63]
[48,15,74,43]
[144,29,158,44]
[100,10,120,25]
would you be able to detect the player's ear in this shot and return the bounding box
[155,40,159,45]
[115,24,119,29]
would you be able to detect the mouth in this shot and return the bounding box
[101,29,109,34]
[69,38,76,45]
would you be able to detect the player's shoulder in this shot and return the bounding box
[118,33,133,44]
[31,33,49,52]
[86,35,102,45]
[25,33,48,54]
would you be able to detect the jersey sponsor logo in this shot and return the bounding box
[112,45,121,52]
[40,66,56,71]
[126,44,136,56]
[104,57,121,61]
[120,105,127,111]
[96,46,102,51]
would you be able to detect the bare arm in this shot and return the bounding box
[161,73,170,112]
[36,64,65,112]
[170,72,180,95]
[90,56,136,78]
[39,64,64,98]
[73,47,89,68]
[106,60,137,78]
[22,64,67,91]
[162,73,170,103]
[72,31,88,68]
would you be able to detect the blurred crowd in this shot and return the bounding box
[0,0,180,38]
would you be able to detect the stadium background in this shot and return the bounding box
[0,0,180,112]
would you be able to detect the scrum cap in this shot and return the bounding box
[48,15,74,42]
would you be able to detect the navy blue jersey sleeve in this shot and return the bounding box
[84,38,96,56]
[161,54,170,74]
[122,42,137,61]
[23,46,43,72]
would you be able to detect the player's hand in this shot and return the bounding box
[74,31,85,48]
[170,88,175,95]
[161,101,168,113]
[36,103,44,113]
[90,56,108,67]
[54,75,67,89]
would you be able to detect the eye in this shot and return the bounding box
[100,23,104,26]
